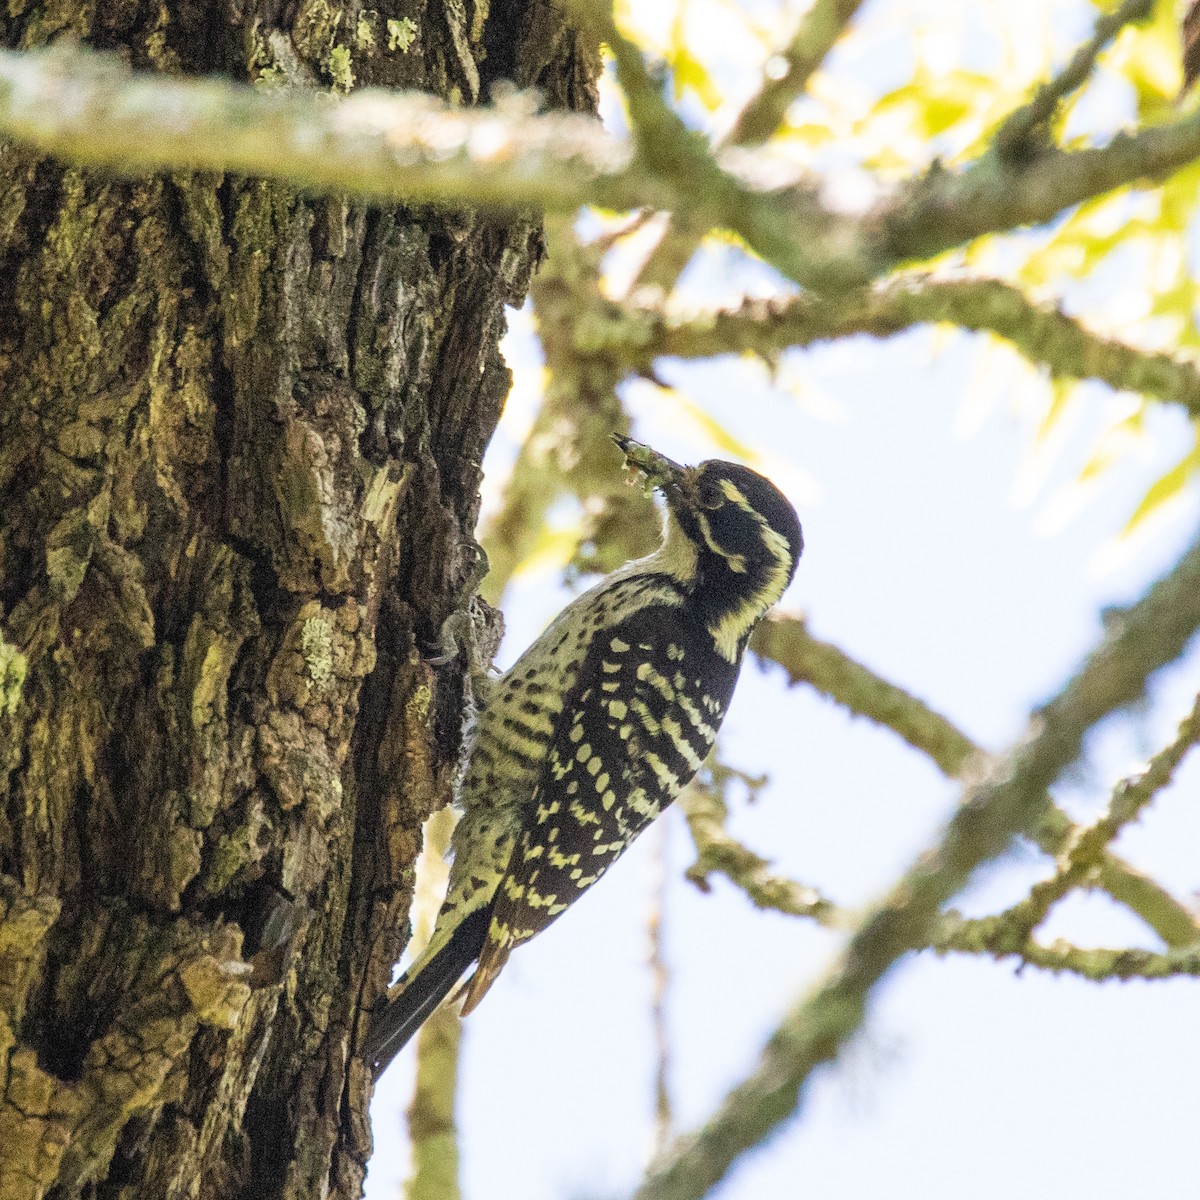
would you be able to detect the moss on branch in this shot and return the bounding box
[751,613,1200,951]
[8,46,1200,293]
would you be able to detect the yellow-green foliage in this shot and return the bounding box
[594,0,1198,552]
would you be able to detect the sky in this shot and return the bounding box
[365,316,1200,1200]
[365,2,1200,1197]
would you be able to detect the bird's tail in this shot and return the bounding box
[363,905,491,1077]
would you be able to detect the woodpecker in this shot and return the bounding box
[364,435,803,1075]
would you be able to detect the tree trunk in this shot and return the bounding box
[0,3,597,1196]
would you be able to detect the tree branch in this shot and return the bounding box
[726,0,865,147]
[944,691,1200,953]
[679,784,846,928]
[605,278,1200,419]
[405,807,462,1200]
[589,13,861,292]
[750,615,978,776]
[751,613,1200,950]
[0,46,651,211]
[637,0,1143,292]
[647,822,674,1160]
[7,47,1200,294]
[994,0,1153,158]
[931,922,1200,981]
[679,659,1199,972]
[635,535,1200,1200]
[881,115,1200,267]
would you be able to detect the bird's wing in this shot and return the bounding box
[458,604,734,1014]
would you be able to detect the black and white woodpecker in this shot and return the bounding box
[364,435,803,1075]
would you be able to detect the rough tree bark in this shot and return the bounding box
[0,1,598,1196]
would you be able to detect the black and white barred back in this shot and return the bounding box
[364,441,802,1075]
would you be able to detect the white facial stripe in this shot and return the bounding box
[695,510,747,573]
[654,512,700,581]
[753,519,796,604]
[607,474,797,663]
[718,479,749,507]
[706,491,797,662]
[759,522,794,568]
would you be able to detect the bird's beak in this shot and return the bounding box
[612,434,688,498]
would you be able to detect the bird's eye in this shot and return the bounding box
[698,479,724,510]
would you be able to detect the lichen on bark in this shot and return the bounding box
[0,0,599,1195]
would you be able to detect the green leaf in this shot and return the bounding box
[1036,378,1078,443]
[1123,434,1200,535]
[658,386,761,463]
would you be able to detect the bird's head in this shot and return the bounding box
[614,434,803,657]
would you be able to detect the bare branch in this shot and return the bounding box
[727,0,865,147]
[647,822,673,1160]
[679,783,846,928]
[677,674,1199,968]
[994,0,1153,158]
[1016,941,1200,981]
[880,118,1200,267]
[405,807,462,1200]
[931,920,1200,981]
[751,614,977,777]
[405,1007,463,1200]
[636,533,1200,1200]
[588,13,859,290]
[638,0,1142,295]
[0,46,650,211]
[638,0,865,288]
[946,691,1200,952]
[1081,691,1200,844]
[752,612,1200,951]
[7,47,1200,294]
[614,279,1200,420]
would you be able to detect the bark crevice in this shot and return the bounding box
[0,2,598,1197]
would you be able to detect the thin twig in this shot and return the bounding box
[994,0,1153,158]
[930,921,1200,981]
[750,614,978,776]
[405,807,462,1200]
[727,0,864,147]
[637,0,864,288]
[637,0,1153,288]
[960,690,1200,947]
[679,783,846,927]
[647,820,673,1161]
[678,688,1200,972]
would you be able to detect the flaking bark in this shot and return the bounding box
[0,2,598,1197]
